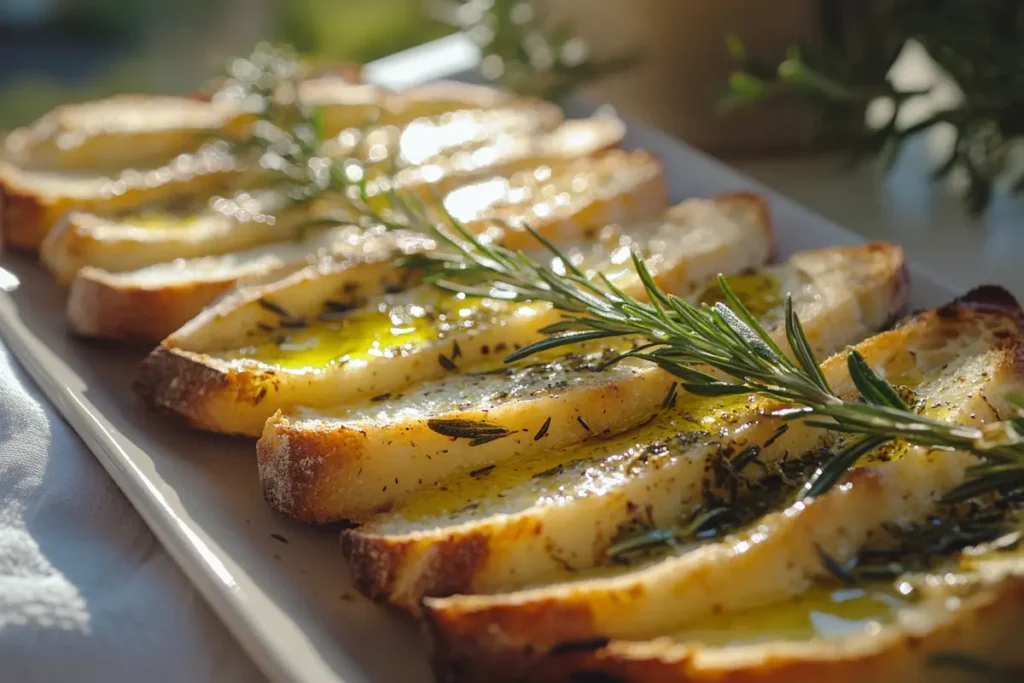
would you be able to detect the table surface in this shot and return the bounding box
[1,34,1021,683]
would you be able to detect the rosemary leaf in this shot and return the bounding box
[606,528,676,557]
[426,419,509,440]
[847,349,909,410]
[802,436,892,499]
[785,296,832,394]
[815,543,857,586]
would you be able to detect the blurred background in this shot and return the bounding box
[0,0,451,128]
[1,0,1021,220]
[0,0,899,156]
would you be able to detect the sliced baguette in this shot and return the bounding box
[40,117,627,282]
[356,116,628,213]
[64,149,665,340]
[1,95,246,172]
[421,288,1024,671]
[266,242,904,531]
[66,225,434,344]
[40,188,312,283]
[329,80,562,131]
[428,558,1024,683]
[334,245,908,608]
[1,141,243,251]
[137,194,770,437]
[0,80,539,173]
[6,79,559,252]
[381,102,562,167]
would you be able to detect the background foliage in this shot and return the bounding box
[0,0,445,128]
[724,0,1024,213]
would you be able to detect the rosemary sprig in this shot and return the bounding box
[439,0,637,101]
[607,446,825,562]
[409,215,1024,501]
[220,45,431,234]
[214,48,1024,502]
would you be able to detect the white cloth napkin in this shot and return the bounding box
[0,341,262,682]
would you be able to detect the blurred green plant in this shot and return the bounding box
[277,0,451,65]
[442,0,636,101]
[0,0,233,128]
[722,0,1024,214]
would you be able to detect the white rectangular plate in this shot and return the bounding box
[0,46,957,683]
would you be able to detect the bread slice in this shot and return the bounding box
[1,95,246,173]
[0,141,243,251]
[265,242,904,531]
[427,553,1024,683]
[66,225,436,344]
[40,116,627,282]
[329,80,562,131]
[40,188,309,284]
[333,245,908,608]
[419,288,1024,674]
[5,79,561,252]
[65,149,666,341]
[355,116,628,210]
[371,100,562,168]
[0,80,545,173]
[442,148,664,252]
[136,194,771,437]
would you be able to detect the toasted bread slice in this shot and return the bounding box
[283,80,562,168]
[358,116,628,211]
[378,102,562,168]
[0,141,243,251]
[428,552,1024,683]
[443,148,665,252]
[137,194,772,437]
[64,149,666,340]
[420,288,1024,671]
[333,245,908,607]
[6,80,560,252]
[40,188,313,283]
[66,225,436,344]
[265,243,904,530]
[1,95,246,173]
[317,80,562,133]
[40,117,628,282]
[0,80,544,173]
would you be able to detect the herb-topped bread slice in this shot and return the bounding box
[0,79,553,174]
[40,188,307,284]
[3,78,561,252]
[40,117,627,283]
[262,242,905,529]
[309,79,561,133]
[66,225,437,345]
[0,79,328,250]
[64,149,665,342]
[136,193,772,436]
[0,141,244,252]
[419,289,1024,674]
[429,527,1024,683]
[1,95,247,173]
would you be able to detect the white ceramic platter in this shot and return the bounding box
[0,36,958,683]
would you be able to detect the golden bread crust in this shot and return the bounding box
[418,290,1024,680]
[67,266,237,343]
[426,573,1024,683]
[331,244,907,609]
